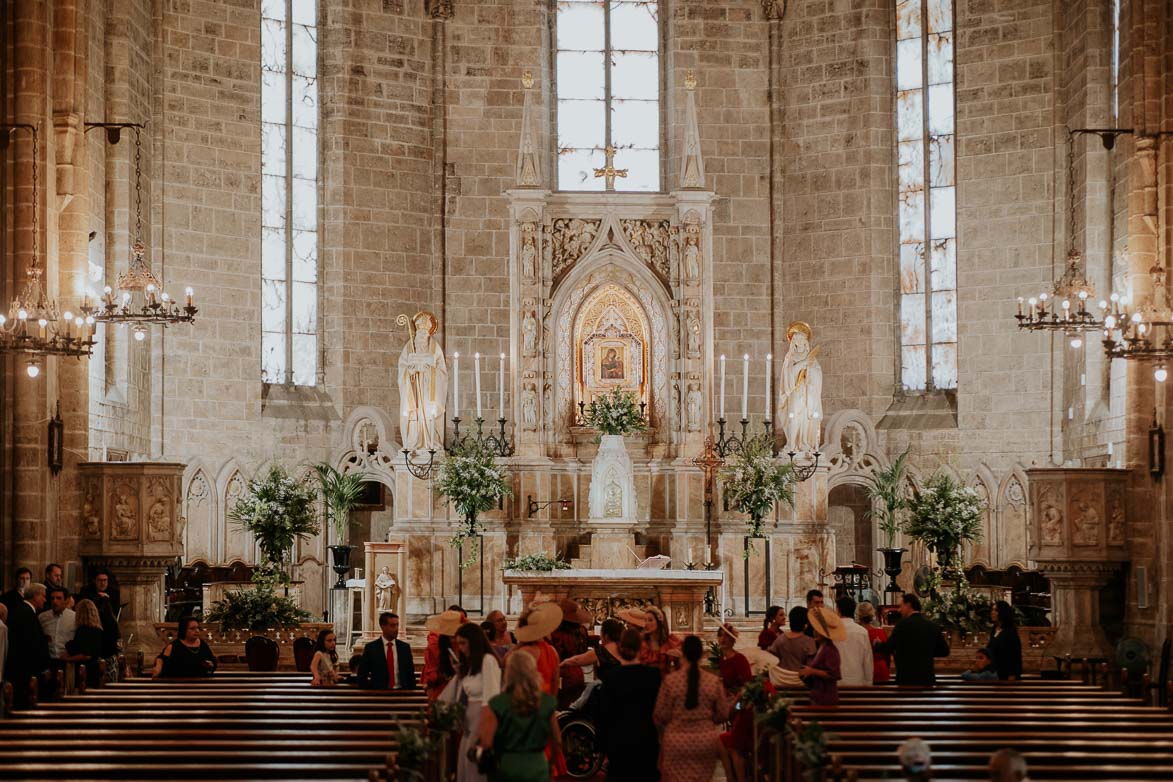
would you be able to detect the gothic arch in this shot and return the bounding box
[182,462,215,563]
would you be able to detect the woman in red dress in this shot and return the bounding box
[619,605,682,675]
[715,623,754,782]
[548,599,592,708]
[757,605,784,651]
[857,601,890,683]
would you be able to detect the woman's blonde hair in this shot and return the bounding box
[856,601,876,626]
[503,649,543,716]
[75,598,102,630]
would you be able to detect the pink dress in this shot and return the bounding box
[653,667,729,782]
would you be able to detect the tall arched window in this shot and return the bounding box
[896,0,957,391]
[261,0,319,385]
[555,1,661,192]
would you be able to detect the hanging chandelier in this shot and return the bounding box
[83,125,196,340]
[0,124,96,377]
[1100,260,1173,381]
[1014,130,1105,348]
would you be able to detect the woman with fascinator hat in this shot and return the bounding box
[618,604,682,675]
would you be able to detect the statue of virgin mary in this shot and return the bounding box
[397,311,448,453]
[777,320,823,454]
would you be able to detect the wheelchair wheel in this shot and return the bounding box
[559,716,603,779]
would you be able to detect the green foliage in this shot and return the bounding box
[706,640,723,671]
[736,673,776,712]
[312,463,368,542]
[502,552,572,571]
[203,580,311,631]
[789,719,834,775]
[720,436,796,538]
[427,700,466,733]
[228,464,320,583]
[391,723,437,782]
[865,449,911,548]
[756,695,792,734]
[583,388,649,437]
[922,570,1026,635]
[904,472,984,572]
[436,439,512,568]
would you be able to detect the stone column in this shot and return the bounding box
[78,461,185,659]
[1027,467,1129,659]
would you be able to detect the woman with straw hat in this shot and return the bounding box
[510,601,563,698]
[618,604,681,675]
[423,607,466,701]
[800,605,846,706]
[549,599,592,708]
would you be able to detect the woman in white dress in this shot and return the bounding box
[443,622,502,782]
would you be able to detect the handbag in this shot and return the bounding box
[468,745,497,775]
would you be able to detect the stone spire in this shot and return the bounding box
[515,71,542,188]
[678,70,706,190]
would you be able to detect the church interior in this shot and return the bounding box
[1,0,1172,779]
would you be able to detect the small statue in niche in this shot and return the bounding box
[542,225,554,274]
[671,380,681,427]
[543,383,553,429]
[686,384,702,432]
[686,312,702,357]
[114,492,137,537]
[83,485,100,537]
[521,383,539,431]
[148,492,170,537]
[520,222,537,280]
[522,310,538,356]
[604,482,623,518]
[374,566,399,611]
[683,223,702,282]
[669,226,681,277]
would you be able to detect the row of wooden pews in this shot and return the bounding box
[0,671,429,781]
[770,677,1173,780]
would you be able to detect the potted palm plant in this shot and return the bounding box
[313,463,369,588]
[864,449,910,594]
[721,436,796,546]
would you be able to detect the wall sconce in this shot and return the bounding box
[48,402,64,475]
[527,495,572,518]
[1148,411,1165,480]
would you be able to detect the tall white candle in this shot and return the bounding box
[765,353,772,420]
[474,352,483,419]
[499,353,506,419]
[741,354,749,420]
[719,355,726,420]
[453,353,460,418]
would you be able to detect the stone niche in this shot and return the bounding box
[1027,467,1129,659]
[79,461,186,658]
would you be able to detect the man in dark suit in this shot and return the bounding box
[6,582,52,706]
[0,567,32,614]
[358,612,415,690]
[873,593,950,686]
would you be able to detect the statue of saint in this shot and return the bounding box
[374,566,399,612]
[777,321,823,454]
[396,311,448,453]
[520,223,537,280]
[686,384,702,432]
[522,311,538,356]
[684,224,701,282]
[521,383,538,431]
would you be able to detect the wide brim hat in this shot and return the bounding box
[808,606,848,642]
[424,609,465,637]
[616,607,651,629]
[559,599,593,626]
[718,622,739,642]
[515,602,563,643]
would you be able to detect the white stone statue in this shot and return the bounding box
[686,384,702,432]
[686,312,701,356]
[684,224,701,282]
[520,222,537,280]
[374,565,399,612]
[521,383,538,431]
[777,320,823,454]
[522,310,538,355]
[396,311,448,453]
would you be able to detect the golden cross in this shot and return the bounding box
[593,145,629,191]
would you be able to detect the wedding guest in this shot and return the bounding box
[153,616,217,678]
[510,602,562,698]
[654,635,729,782]
[79,571,121,656]
[716,623,754,782]
[479,650,561,782]
[359,611,416,690]
[443,623,501,782]
[486,610,516,658]
[988,748,1030,782]
[549,599,592,707]
[803,590,825,638]
[758,606,784,651]
[598,628,662,781]
[43,564,67,610]
[801,606,845,706]
[7,582,52,704]
[618,605,682,675]
[64,599,105,688]
[767,606,815,671]
[857,601,890,683]
[310,629,339,686]
[422,605,466,700]
[0,567,31,614]
[39,586,76,659]
[988,600,1023,681]
[561,617,623,712]
[0,603,8,684]
[961,648,999,681]
[835,596,874,687]
[873,594,950,686]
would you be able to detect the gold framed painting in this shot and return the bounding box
[597,343,627,382]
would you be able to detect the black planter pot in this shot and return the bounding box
[328,545,354,589]
[877,547,907,595]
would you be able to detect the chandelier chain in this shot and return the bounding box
[134,126,143,241]
[1067,128,1077,258]
[31,125,38,264]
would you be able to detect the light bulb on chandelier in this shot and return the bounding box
[1156,366,1168,383]
[26,361,40,378]
[1069,336,1083,349]
[133,325,147,342]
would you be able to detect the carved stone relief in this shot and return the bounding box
[548,218,600,281]
[620,219,672,280]
[685,307,701,357]
[521,382,539,431]
[686,383,702,432]
[146,476,173,542]
[111,482,140,541]
[83,478,101,539]
[520,221,538,281]
[1037,481,1063,547]
[683,218,702,283]
[1068,484,1102,547]
[522,306,538,356]
[1106,486,1126,546]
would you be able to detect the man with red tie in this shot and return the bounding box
[358,612,416,690]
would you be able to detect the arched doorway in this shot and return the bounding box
[827,483,872,566]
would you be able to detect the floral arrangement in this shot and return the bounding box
[706,640,723,671]
[865,448,911,549]
[921,569,1025,635]
[583,388,648,437]
[789,719,834,778]
[904,472,984,574]
[391,723,437,782]
[204,578,311,631]
[427,700,466,733]
[436,438,512,566]
[735,673,776,712]
[756,694,793,734]
[228,464,320,584]
[312,462,368,542]
[502,552,572,572]
[720,436,796,538]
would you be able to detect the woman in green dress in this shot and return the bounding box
[477,650,562,782]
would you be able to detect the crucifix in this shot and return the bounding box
[593,145,629,191]
[692,433,725,562]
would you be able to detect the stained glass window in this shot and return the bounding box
[555,1,661,192]
[896,0,956,391]
[261,0,319,386]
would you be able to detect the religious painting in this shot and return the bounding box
[599,344,626,381]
